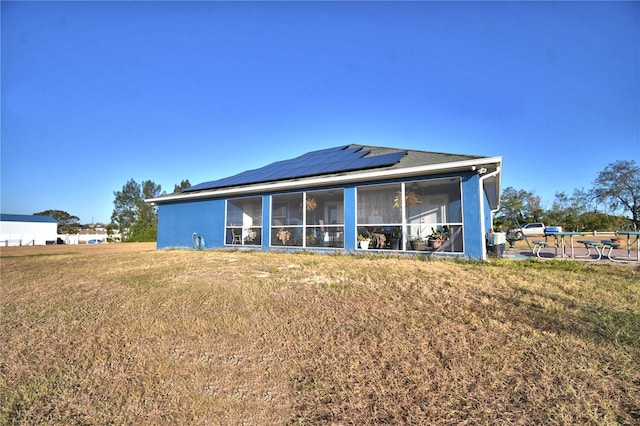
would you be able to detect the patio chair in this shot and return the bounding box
[231,229,242,245]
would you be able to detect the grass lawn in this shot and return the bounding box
[1,243,639,424]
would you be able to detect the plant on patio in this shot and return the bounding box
[276,228,291,245]
[394,190,421,209]
[305,197,317,211]
[429,227,449,249]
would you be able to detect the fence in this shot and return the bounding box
[0,233,121,246]
[588,231,617,237]
[57,233,121,244]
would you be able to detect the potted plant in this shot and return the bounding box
[305,197,317,211]
[428,227,449,249]
[411,236,426,251]
[410,228,427,251]
[276,228,291,245]
[357,234,371,250]
[306,232,319,247]
[393,190,421,209]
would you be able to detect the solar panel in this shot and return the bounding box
[183,145,407,193]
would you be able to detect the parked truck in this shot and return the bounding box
[507,223,563,240]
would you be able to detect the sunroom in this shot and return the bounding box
[147,145,501,259]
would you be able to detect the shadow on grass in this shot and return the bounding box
[487,285,640,347]
[0,252,79,259]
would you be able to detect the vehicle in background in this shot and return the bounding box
[507,223,563,240]
[508,223,545,239]
[544,226,563,235]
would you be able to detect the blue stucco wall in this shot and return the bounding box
[156,171,487,258]
[157,198,225,249]
[343,186,357,251]
[260,195,271,250]
[460,173,484,259]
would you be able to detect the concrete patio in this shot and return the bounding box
[502,245,639,264]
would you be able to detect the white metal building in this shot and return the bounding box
[0,214,59,246]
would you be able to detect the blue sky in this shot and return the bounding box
[2,1,638,224]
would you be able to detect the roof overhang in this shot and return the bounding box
[146,156,503,204]
[480,167,502,211]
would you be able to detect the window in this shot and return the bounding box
[356,179,463,252]
[225,197,262,245]
[305,189,344,248]
[356,183,403,249]
[271,189,344,248]
[404,179,463,252]
[271,193,303,247]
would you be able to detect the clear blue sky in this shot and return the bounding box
[2,1,638,224]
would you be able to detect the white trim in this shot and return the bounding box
[458,176,465,254]
[146,157,503,204]
[478,167,501,260]
[479,176,487,260]
[224,196,264,246]
[303,191,307,247]
[269,194,273,247]
[401,183,407,250]
[481,167,502,212]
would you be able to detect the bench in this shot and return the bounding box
[601,240,621,261]
[576,240,602,260]
[532,240,548,258]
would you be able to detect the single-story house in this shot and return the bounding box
[146,145,502,259]
[0,214,59,246]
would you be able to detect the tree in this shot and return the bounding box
[579,211,627,232]
[526,193,544,223]
[496,187,541,228]
[173,179,191,193]
[130,180,162,242]
[592,160,640,230]
[111,179,162,241]
[549,189,594,231]
[111,179,140,240]
[33,209,80,233]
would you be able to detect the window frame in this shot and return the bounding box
[224,196,263,246]
[356,177,464,252]
[270,189,345,249]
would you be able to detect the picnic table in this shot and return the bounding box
[615,231,640,262]
[545,231,584,259]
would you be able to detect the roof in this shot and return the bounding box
[0,214,58,223]
[147,144,501,203]
[184,145,411,193]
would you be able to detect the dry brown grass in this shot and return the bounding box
[1,244,639,424]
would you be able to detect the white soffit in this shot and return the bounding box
[147,156,503,204]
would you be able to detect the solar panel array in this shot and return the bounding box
[183,145,407,193]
